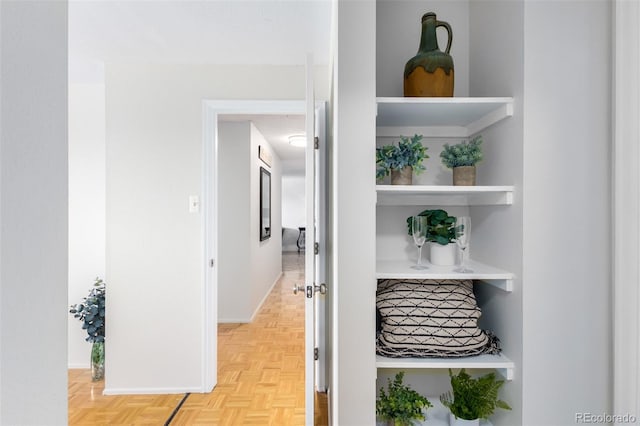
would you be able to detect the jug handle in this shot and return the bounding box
[436,20,453,54]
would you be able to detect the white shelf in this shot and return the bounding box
[376,97,514,138]
[376,185,514,206]
[376,353,514,381]
[376,259,514,292]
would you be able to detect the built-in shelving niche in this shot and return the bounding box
[374,97,516,385]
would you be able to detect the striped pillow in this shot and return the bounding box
[376,279,500,358]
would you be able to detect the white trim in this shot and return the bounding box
[202,102,218,393]
[103,387,201,396]
[67,363,90,369]
[613,0,640,422]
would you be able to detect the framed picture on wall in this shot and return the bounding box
[260,167,271,241]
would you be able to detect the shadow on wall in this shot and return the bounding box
[283,227,304,252]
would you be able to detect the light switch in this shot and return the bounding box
[189,196,200,213]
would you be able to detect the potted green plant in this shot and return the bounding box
[376,371,432,426]
[440,369,511,426]
[377,134,429,185]
[70,277,106,381]
[440,135,483,186]
[407,209,456,266]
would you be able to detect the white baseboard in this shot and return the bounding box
[218,317,251,323]
[103,386,202,395]
[249,272,282,322]
[68,363,90,369]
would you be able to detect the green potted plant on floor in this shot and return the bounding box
[440,368,511,426]
[440,135,483,186]
[407,209,457,266]
[70,277,106,381]
[377,134,429,185]
[377,371,432,426]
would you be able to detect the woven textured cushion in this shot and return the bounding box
[376,279,500,358]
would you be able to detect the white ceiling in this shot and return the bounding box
[69,0,332,175]
[220,114,307,174]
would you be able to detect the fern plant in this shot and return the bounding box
[376,371,432,426]
[440,368,511,421]
[406,209,456,245]
[376,134,429,179]
[440,135,483,168]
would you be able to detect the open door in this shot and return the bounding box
[302,54,325,426]
[303,54,316,426]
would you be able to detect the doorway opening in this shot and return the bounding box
[202,100,327,424]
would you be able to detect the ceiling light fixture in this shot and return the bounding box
[288,135,307,148]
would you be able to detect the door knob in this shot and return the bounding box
[293,284,305,295]
[315,283,327,295]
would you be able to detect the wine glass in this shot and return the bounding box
[454,216,473,273]
[411,215,429,270]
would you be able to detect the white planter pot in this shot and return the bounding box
[449,413,480,426]
[430,242,456,266]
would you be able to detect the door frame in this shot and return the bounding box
[201,99,320,393]
[613,0,640,420]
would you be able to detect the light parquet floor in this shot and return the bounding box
[68,369,184,425]
[69,252,328,425]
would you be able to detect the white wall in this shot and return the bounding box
[282,174,305,252]
[469,2,525,425]
[332,1,378,424]
[218,121,282,322]
[104,63,323,393]
[0,1,68,423]
[218,122,251,321]
[249,123,282,315]
[521,2,611,424]
[68,84,106,368]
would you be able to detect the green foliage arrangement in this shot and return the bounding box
[406,209,456,245]
[69,278,106,343]
[376,372,432,426]
[440,369,511,421]
[376,134,429,180]
[440,135,483,169]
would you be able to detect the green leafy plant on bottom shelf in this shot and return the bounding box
[376,134,429,180]
[376,371,432,426]
[406,209,456,245]
[440,135,484,169]
[440,368,511,421]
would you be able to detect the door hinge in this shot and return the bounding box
[314,136,319,149]
[209,259,215,268]
[314,242,319,255]
[314,347,319,361]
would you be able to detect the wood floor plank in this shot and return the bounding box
[69,253,328,425]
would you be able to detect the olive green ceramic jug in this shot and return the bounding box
[404,12,454,97]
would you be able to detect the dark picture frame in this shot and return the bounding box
[259,167,271,241]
